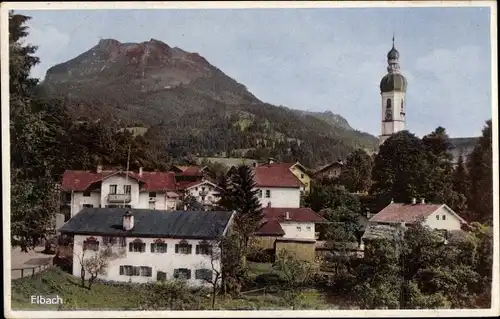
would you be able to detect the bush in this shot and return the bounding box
[247,249,275,263]
[254,273,286,288]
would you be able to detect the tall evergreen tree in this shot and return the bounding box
[339,149,373,193]
[453,153,469,196]
[9,12,60,250]
[421,127,466,212]
[219,164,263,266]
[467,120,493,224]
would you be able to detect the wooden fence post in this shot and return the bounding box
[33,267,36,275]
[20,269,24,278]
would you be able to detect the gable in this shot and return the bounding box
[426,205,466,224]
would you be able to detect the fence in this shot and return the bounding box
[11,259,53,280]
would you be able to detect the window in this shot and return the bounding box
[306,226,312,231]
[202,187,206,191]
[196,242,212,255]
[401,99,404,113]
[83,238,99,251]
[296,226,302,232]
[64,193,72,202]
[129,240,146,253]
[83,204,94,208]
[124,185,131,194]
[300,173,304,179]
[195,269,213,281]
[265,190,271,198]
[442,215,446,220]
[106,205,118,208]
[120,265,142,276]
[175,241,193,254]
[174,268,192,280]
[157,271,167,281]
[118,237,127,247]
[83,191,91,197]
[436,215,440,220]
[151,243,168,253]
[103,236,117,246]
[257,190,262,198]
[385,98,393,121]
[149,192,157,197]
[109,185,117,194]
[140,266,152,277]
[120,265,133,276]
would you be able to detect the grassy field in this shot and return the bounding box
[10,266,353,311]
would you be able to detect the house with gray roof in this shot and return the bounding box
[60,208,235,286]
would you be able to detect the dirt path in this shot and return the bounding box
[10,246,55,280]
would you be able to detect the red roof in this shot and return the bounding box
[255,219,285,236]
[255,207,327,236]
[173,166,204,177]
[370,203,444,224]
[253,163,301,188]
[61,170,177,192]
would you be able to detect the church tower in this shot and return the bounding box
[379,36,408,145]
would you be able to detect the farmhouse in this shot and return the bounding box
[183,179,221,207]
[362,198,467,245]
[59,208,235,287]
[60,166,179,222]
[312,160,344,180]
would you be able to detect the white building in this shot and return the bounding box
[59,208,235,287]
[368,198,466,231]
[60,166,179,221]
[253,163,302,208]
[184,180,221,207]
[379,37,408,146]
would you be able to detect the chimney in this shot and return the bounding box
[268,158,274,164]
[411,198,417,205]
[285,211,290,220]
[139,167,143,177]
[123,211,134,231]
[420,198,425,204]
[96,164,103,174]
[390,198,394,204]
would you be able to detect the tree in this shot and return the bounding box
[9,12,61,250]
[467,120,493,224]
[272,249,319,310]
[177,194,204,211]
[371,131,429,206]
[339,149,373,193]
[218,164,263,267]
[197,238,224,309]
[75,245,123,290]
[356,222,493,309]
[421,127,465,212]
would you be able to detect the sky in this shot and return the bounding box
[18,5,493,138]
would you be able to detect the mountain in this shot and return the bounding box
[38,38,379,167]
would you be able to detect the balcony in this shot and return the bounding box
[107,193,131,203]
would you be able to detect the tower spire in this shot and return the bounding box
[392,33,395,48]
